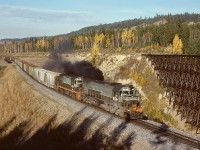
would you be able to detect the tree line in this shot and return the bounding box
[72,15,199,55]
[0,13,200,55]
[0,36,71,54]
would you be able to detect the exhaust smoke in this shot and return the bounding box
[43,52,104,81]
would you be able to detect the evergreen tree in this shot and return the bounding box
[165,14,173,46]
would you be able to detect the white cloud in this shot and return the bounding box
[0,5,104,38]
[0,5,97,24]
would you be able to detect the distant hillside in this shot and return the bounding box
[1,13,200,55]
[66,13,200,36]
[1,13,200,42]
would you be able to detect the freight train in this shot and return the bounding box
[5,57,143,119]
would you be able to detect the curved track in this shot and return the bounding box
[10,60,200,149]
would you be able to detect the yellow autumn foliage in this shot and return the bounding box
[121,29,133,48]
[91,33,105,59]
[105,37,111,48]
[36,38,49,51]
[91,42,99,58]
[173,34,183,54]
[129,71,146,87]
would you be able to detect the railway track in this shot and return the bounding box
[132,119,200,149]
[9,60,200,149]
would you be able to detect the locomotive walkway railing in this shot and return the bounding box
[142,54,200,133]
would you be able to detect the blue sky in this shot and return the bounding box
[0,0,199,39]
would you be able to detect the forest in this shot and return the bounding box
[0,13,200,54]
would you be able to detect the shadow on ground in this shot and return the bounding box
[0,107,136,150]
[150,124,169,145]
[149,124,191,150]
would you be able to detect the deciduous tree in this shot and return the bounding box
[173,34,183,54]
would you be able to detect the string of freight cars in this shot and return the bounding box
[5,56,143,120]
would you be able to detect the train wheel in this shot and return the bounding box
[124,113,130,122]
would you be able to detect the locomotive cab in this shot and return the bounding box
[74,77,83,88]
[119,87,142,118]
[119,87,138,100]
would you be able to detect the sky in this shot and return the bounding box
[0,0,199,39]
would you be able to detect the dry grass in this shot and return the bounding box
[0,66,59,139]
[0,66,6,78]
